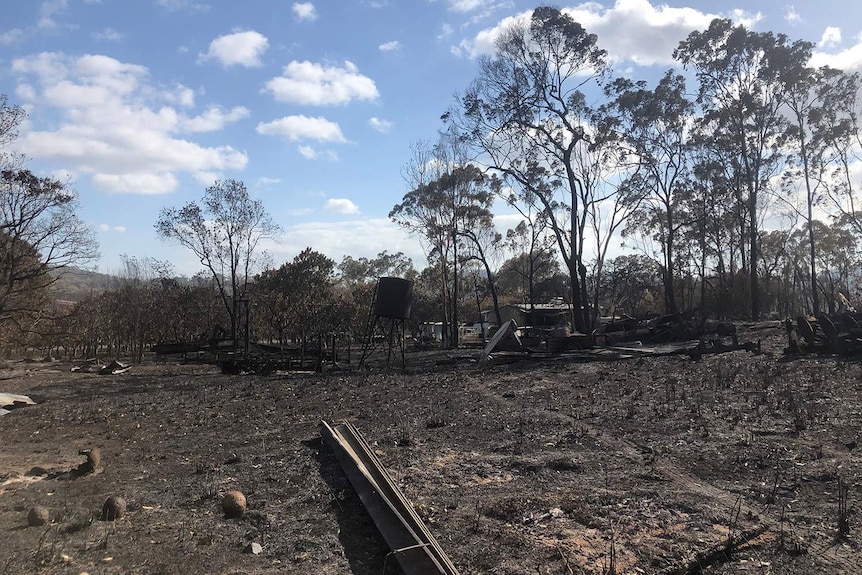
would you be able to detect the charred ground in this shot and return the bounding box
[0,324,859,575]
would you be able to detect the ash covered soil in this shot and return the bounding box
[0,325,860,575]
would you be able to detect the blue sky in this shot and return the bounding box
[2,0,861,276]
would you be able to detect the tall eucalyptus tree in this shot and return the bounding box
[675,18,812,318]
[604,71,695,315]
[453,7,610,332]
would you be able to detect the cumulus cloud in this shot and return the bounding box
[726,8,763,29]
[819,26,842,48]
[181,105,250,132]
[368,117,392,133]
[92,172,179,195]
[454,11,529,59]
[263,60,378,106]
[292,2,317,21]
[811,42,862,72]
[256,115,347,142]
[199,30,269,68]
[379,40,401,52]
[324,198,360,215]
[163,84,196,108]
[454,1,734,66]
[11,52,248,194]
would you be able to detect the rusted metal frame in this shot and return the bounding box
[320,421,460,575]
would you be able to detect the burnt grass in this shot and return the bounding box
[0,324,860,574]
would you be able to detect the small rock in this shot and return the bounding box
[27,505,49,526]
[102,496,126,521]
[222,490,247,518]
[77,448,101,475]
[26,466,48,477]
[243,542,263,555]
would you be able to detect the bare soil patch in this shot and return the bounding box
[0,325,859,574]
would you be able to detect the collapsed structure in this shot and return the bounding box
[785,313,862,355]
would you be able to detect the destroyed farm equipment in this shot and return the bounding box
[599,312,736,345]
[785,313,862,355]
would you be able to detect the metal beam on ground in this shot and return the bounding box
[320,420,460,575]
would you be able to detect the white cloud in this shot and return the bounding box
[93,28,123,41]
[11,52,248,195]
[379,40,401,52]
[368,117,392,133]
[438,23,453,40]
[92,172,179,194]
[163,84,196,108]
[448,0,485,11]
[324,198,360,215]
[99,223,127,232]
[296,146,339,161]
[256,176,282,187]
[0,29,25,44]
[726,9,763,29]
[292,2,317,21]
[819,26,842,48]
[811,42,862,72]
[273,218,424,268]
[256,115,347,142]
[455,1,729,66]
[454,10,530,58]
[437,0,509,14]
[263,60,378,106]
[38,0,69,29]
[298,145,318,159]
[785,5,801,24]
[156,0,208,12]
[181,105,250,132]
[199,30,269,68]
[437,0,511,24]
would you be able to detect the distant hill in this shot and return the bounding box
[50,267,116,302]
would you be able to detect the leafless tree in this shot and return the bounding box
[155,179,280,341]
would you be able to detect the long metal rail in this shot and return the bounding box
[320,420,460,575]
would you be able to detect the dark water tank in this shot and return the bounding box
[374,277,413,319]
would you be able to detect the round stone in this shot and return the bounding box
[222,490,247,518]
[102,496,127,521]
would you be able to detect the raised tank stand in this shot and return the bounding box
[359,277,414,370]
